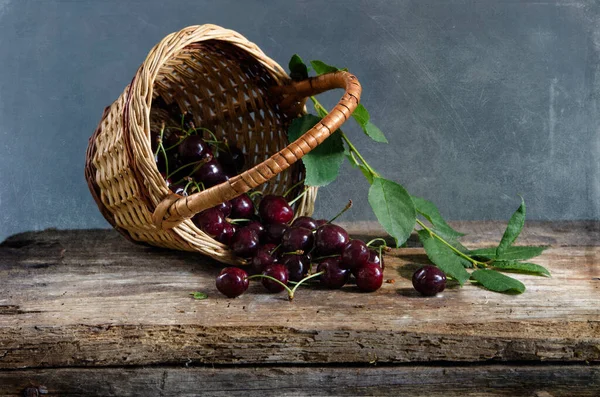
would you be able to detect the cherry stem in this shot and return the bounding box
[312,254,340,261]
[280,250,305,257]
[288,187,309,206]
[283,179,306,198]
[168,156,212,181]
[248,191,263,199]
[416,219,487,268]
[366,238,388,248]
[227,218,252,224]
[289,271,325,300]
[328,200,353,224]
[247,274,293,298]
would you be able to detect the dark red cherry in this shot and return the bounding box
[261,264,288,293]
[230,194,255,218]
[412,266,446,296]
[263,223,289,245]
[368,249,385,270]
[315,224,349,256]
[281,227,314,253]
[250,245,278,275]
[195,159,229,187]
[283,254,311,282]
[315,219,328,227]
[291,216,318,230]
[216,267,249,298]
[192,208,225,237]
[177,135,212,164]
[259,195,294,224]
[317,257,349,289]
[215,222,236,245]
[218,145,245,176]
[355,263,384,292]
[341,240,370,271]
[230,228,260,258]
[212,201,232,217]
[244,221,265,239]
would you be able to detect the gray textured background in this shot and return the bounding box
[0,0,599,242]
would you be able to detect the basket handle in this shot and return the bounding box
[152,71,362,230]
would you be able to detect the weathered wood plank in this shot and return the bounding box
[0,223,598,368]
[1,365,598,396]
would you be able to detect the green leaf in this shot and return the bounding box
[490,260,551,277]
[351,104,388,143]
[190,292,208,300]
[470,269,526,294]
[364,121,389,143]
[309,60,340,75]
[412,196,464,239]
[288,114,345,187]
[497,197,526,257]
[470,246,548,261]
[368,177,416,246]
[417,230,471,285]
[289,54,308,81]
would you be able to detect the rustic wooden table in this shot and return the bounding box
[0,221,598,396]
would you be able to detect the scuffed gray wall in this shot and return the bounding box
[0,0,598,241]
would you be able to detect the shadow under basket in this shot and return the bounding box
[85,24,361,265]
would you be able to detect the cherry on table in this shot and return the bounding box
[259,195,294,224]
[282,254,311,282]
[230,228,260,258]
[412,265,446,296]
[315,224,349,256]
[192,208,226,237]
[216,267,249,298]
[341,240,369,271]
[230,194,255,218]
[250,245,278,274]
[292,216,318,230]
[355,263,384,292]
[261,264,289,293]
[281,227,314,253]
[317,257,349,289]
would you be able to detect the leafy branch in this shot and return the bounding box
[286,55,550,294]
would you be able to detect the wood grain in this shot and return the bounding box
[1,365,598,396]
[0,222,598,370]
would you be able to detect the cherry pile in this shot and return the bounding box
[206,194,386,300]
[151,97,245,197]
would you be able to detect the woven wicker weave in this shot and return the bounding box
[85,24,361,265]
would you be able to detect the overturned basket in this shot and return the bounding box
[85,24,361,265]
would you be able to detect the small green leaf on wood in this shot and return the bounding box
[497,196,526,257]
[470,269,525,294]
[368,177,416,246]
[288,114,345,187]
[469,246,548,261]
[289,54,309,81]
[417,230,471,285]
[190,292,208,300]
[309,60,340,75]
[491,260,551,277]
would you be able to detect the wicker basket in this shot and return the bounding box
[85,24,361,265]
